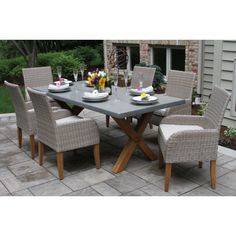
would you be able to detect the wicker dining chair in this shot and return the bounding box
[27,88,101,180]
[4,81,37,159]
[105,66,156,127]
[158,85,231,192]
[151,70,196,126]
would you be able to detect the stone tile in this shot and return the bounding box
[62,174,90,191]
[105,172,148,194]
[1,169,56,193]
[123,189,149,196]
[217,172,236,191]
[0,152,30,169]
[47,165,72,178]
[203,182,236,196]
[125,156,151,172]
[0,141,21,158]
[130,161,165,184]
[0,181,10,196]
[92,182,121,196]
[30,180,72,196]
[77,168,115,185]
[12,189,33,196]
[181,165,230,185]
[66,187,101,196]
[8,160,43,176]
[222,160,236,171]
[217,154,236,166]
[0,133,6,141]
[218,145,236,158]
[140,184,173,196]
[154,176,199,196]
[0,167,15,180]
[182,186,220,196]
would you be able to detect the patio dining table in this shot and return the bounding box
[34,81,185,173]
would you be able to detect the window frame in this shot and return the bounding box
[151,45,186,76]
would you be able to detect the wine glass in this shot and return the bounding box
[57,66,62,80]
[124,70,129,95]
[73,68,78,82]
[139,72,143,90]
[113,68,119,101]
[80,65,86,81]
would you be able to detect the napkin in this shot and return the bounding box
[131,86,154,93]
[83,90,108,99]
[48,83,69,90]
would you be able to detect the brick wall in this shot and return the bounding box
[104,40,199,74]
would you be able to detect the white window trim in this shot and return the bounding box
[231,60,236,117]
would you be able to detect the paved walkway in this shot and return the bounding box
[0,110,236,196]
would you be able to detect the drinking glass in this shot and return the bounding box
[57,66,62,80]
[80,66,85,81]
[73,68,78,82]
[124,70,129,95]
[113,68,119,101]
[139,72,143,90]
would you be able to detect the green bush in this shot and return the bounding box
[73,46,104,68]
[135,63,164,90]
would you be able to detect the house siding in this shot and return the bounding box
[201,40,236,128]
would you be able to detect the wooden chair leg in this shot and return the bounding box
[159,152,164,169]
[93,144,101,169]
[17,127,22,148]
[38,141,44,166]
[198,161,203,168]
[210,160,216,189]
[165,163,172,192]
[56,152,64,180]
[29,135,35,159]
[106,115,110,128]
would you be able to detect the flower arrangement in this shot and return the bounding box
[87,70,107,91]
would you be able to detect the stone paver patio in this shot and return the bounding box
[0,109,236,196]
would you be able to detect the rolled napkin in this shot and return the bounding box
[130,86,154,94]
[83,90,108,99]
[48,83,69,90]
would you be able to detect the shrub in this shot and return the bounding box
[135,63,164,90]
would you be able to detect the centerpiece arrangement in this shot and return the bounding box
[87,70,112,92]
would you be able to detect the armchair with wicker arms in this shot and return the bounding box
[27,88,101,180]
[157,85,231,192]
[151,70,196,126]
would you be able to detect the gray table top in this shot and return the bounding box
[34,81,185,119]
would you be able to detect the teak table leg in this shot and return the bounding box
[112,112,157,173]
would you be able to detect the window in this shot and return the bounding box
[152,46,185,75]
[115,45,140,71]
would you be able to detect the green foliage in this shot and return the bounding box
[73,45,104,68]
[224,128,236,139]
[135,63,164,90]
[197,103,206,116]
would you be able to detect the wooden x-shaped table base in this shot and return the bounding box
[112,112,157,173]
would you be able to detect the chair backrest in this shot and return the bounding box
[4,81,29,131]
[27,88,57,145]
[165,70,196,99]
[22,66,53,100]
[205,85,231,129]
[131,66,156,88]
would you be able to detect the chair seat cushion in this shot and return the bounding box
[56,116,82,126]
[153,108,169,117]
[159,124,203,141]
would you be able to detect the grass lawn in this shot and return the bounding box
[0,86,25,114]
[0,86,14,113]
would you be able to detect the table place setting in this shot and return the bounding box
[48,82,71,93]
[131,92,158,105]
[82,90,109,102]
[129,85,154,96]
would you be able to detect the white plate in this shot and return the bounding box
[48,87,71,93]
[82,96,109,102]
[132,96,158,105]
